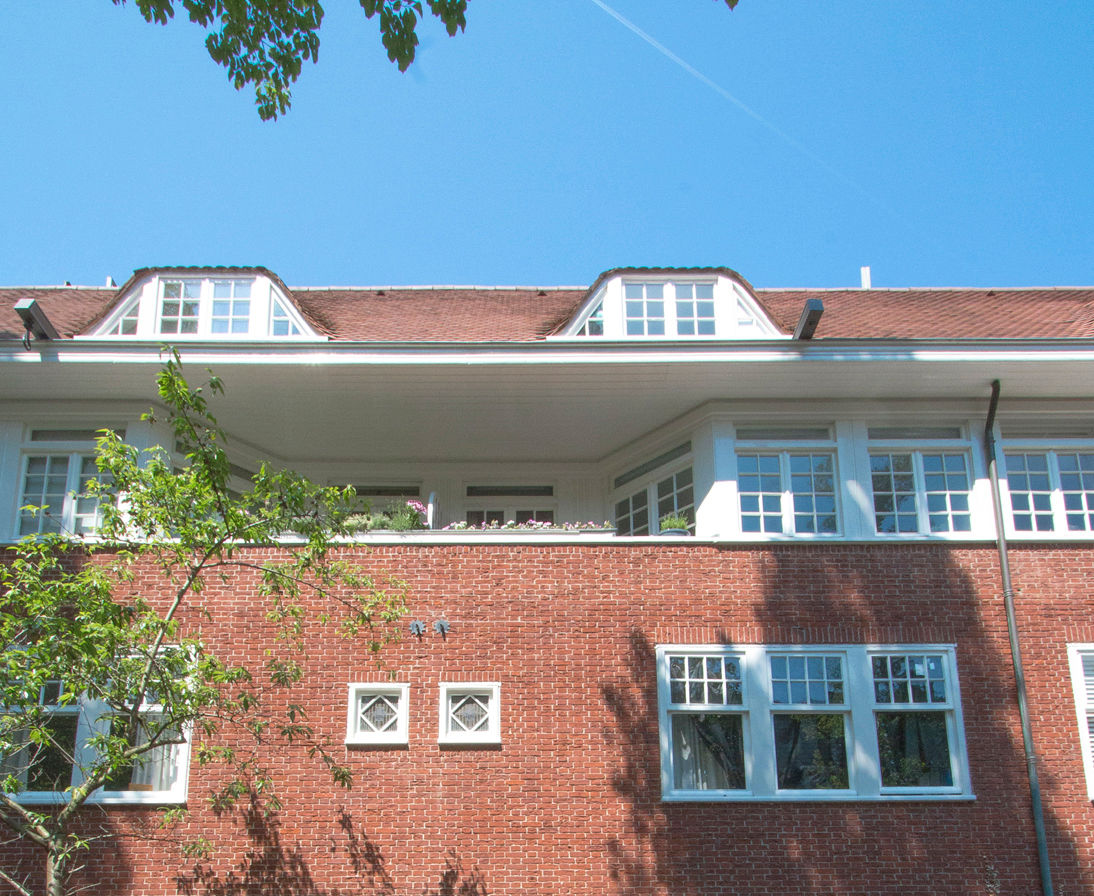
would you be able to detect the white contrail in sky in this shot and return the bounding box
[586,0,877,202]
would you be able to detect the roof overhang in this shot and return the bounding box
[2,339,1092,464]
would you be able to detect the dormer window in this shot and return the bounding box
[576,301,603,337]
[159,279,252,336]
[105,300,140,336]
[88,269,320,341]
[159,281,203,335]
[563,271,783,341]
[625,283,668,335]
[210,280,251,334]
[674,283,716,335]
[271,298,302,336]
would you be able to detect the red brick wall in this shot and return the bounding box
[4,542,1093,896]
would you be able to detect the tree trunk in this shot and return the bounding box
[45,842,69,896]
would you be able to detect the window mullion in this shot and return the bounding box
[779,451,794,535]
[744,646,775,796]
[1047,452,1069,532]
[912,451,929,534]
[69,696,100,794]
[664,283,678,337]
[62,453,81,535]
[847,648,881,797]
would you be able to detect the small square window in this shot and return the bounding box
[346,683,409,746]
[438,682,500,745]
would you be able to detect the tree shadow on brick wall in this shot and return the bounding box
[601,544,1089,895]
[172,800,490,896]
[423,851,489,896]
[175,801,395,896]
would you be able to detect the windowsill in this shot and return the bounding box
[13,791,187,806]
[662,792,976,803]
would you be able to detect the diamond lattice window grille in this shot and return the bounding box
[358,694,399,733]
[449,694,489,732]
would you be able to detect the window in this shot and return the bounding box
[463,485,554,527]
[616,466,694,535]
[868,451,971,534]
[656,644,970,801]
[613,444,694,536]
[576,301,603,337]
[674,283,715,336]
[0,681,189,805]
[158,278,254,337]
[623,282,718,337]
[655,467,695,533]
[345,683,409,746]
[210,280,251,334]
[737,452,838,535]
[1006,450,1094,533]
[104,299,139,336]
[1067,644,1094,800]
[438,682,500,745]
[271,298,302,336]
[624,283,666,336]
[615,488,650,536]
[159,280,202,335]
[17,430,107,537]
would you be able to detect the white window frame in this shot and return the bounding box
[438,682,501,745]
[622,281,720,338]
[865,432,976,537]
[157,278,255,338]
[1067,644,1094,800]
[16,430,106,538]
[209,279,252,335]
[656,644,972,802]
[1002,444,1094,537]
[345,683,410,746]
[734,432,841,536]
[461,485,556,528]
[613,449,695,536]
[2,687,190,806]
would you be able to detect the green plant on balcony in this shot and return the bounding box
[659,513,691,535]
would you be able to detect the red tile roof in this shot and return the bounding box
[0,287,119,340]
[3,275,1094,343]
[756,288,1094,340]
[292,288,587,342]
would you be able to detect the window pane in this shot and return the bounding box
[25,714,79,792]
[773,714,849,789]
[671,714,745,790]
[449,694,490,732]
[770,653,843,705]
[103,714,180,792]
[875,712,953,787]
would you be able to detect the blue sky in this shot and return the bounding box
[2,2,1091,289]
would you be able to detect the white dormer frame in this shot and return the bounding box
[85,272,321,341]
[556,273,786,340]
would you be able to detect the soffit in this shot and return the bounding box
[2,344,1092,464]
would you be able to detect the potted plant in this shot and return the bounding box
[659,513,691,536]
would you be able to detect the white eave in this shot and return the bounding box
[2,337,1092,464]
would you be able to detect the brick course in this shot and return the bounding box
[3,542,1092,896]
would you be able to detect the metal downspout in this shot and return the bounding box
[983,379,1054,895]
